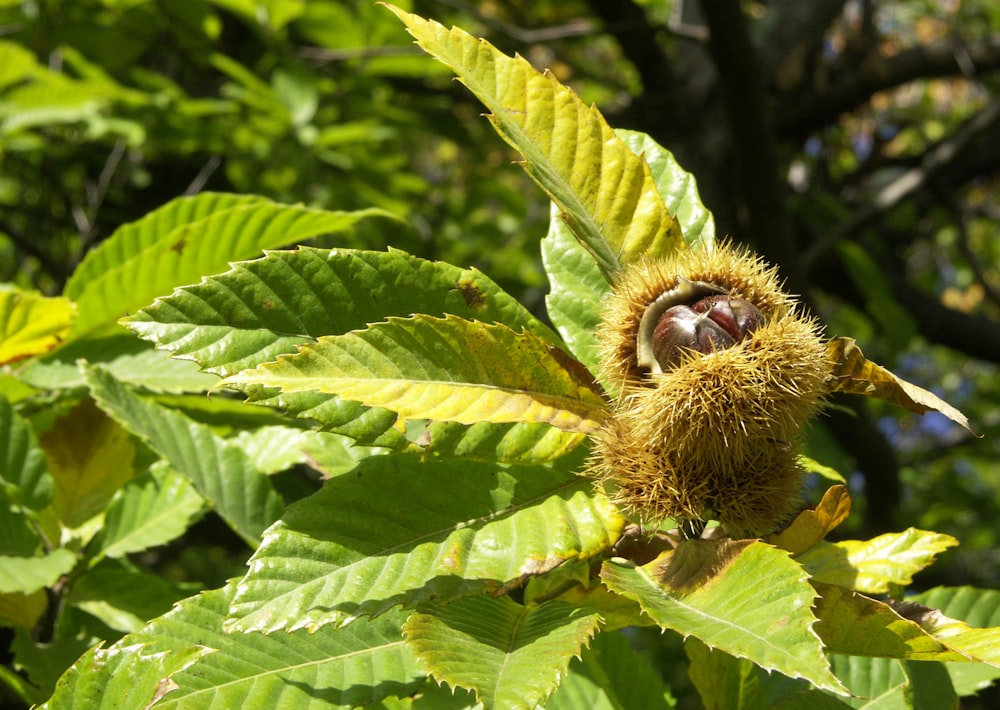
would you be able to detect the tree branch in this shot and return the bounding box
[777,35,1000,138]
[698,0,806,293]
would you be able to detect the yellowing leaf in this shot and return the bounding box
[813,583,968,662]
[223,315,608,433]
[0,288,75,365]
[0,588,47,628]
[40,399,136,531]
[892,598,1000,668]
[827,337,974,433]
[798,527,958,594]
[387,6,684,280]
[768,485,852,556]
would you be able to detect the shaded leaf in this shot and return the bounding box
[223,315,607,433]
[0,394,53,511]
[226,453,623,634]
[39,399,136,530]
[404,595,600,710]
[65,193,391,339]
[544,629,676,709]
[601,540,847,695]
[0,588,47,630]
[413,419,587,465]
[797,528,958,594]
[389,7,683,281]
[768,485,852,556]
[893,588,1000,667]
[0,548,77,594]
[92,463,207,560]
[826,337,973,434]
[85,366,282,546]
[0,288,75,366]
[812,583,967,662]
[44,582,424,710]
[686,637,809,710]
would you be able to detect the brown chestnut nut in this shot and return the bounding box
[651,305,736,370]
[650,295,765,371]
[692,296,765,341]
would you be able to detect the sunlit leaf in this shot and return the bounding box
[388,6,684,281]
[85,366,282,546]
[64,193,392,339]
[797,527,958,594]
[223,315,607,434]
[404,595,600,709]
[44,581,424,710]
[225,453,623,634]
[92,463,207,560]
[826,337,974,433]
[601,540,847,696]
[767,485,851,556]
[0,548,77,595]
[0,288,75,366]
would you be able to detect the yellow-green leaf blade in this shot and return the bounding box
[223,315,607,433]
[404,596,601,710]
[0,288,75,366]
[601,540,848,696]
[798,527,958,594]
[388,7,683,279]
[827,337,974,433]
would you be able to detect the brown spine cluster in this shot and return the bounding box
[588,241,830,537]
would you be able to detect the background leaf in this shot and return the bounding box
[85,366,282,546]
[64,193,391,340]
[404,595,600,710]
[226,452,623,634]
[388,6,683,280]
[544,629,676,709]
[43,583,424,710]
[0,394,53,511]
[601,541,847,696]
[91,462,206,560]
[686,637,809,710]
[223,315,606,433]
[0,288,75,365]
[0,549,76,595]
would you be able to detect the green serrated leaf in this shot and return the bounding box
[388,7,683,280]
[601,540,848,696]
[225,453,623,634]
[541,215,609,378]
[43,582,424,710]
[0,288,75,366]
[0,395,53,511]
[414,419,587,465]
[797,528,958,594]
[65,193,391,340]
[223,315,607,434]
[404,595,600,710]
[93,462,206,560]
[125,247,563,449]
[616,129,715,249]
[84,366,282,546]
[544,629,676,709]
[897,587,1000,668]
[0,548,77,594]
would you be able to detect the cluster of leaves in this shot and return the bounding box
[1,6,999,709]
